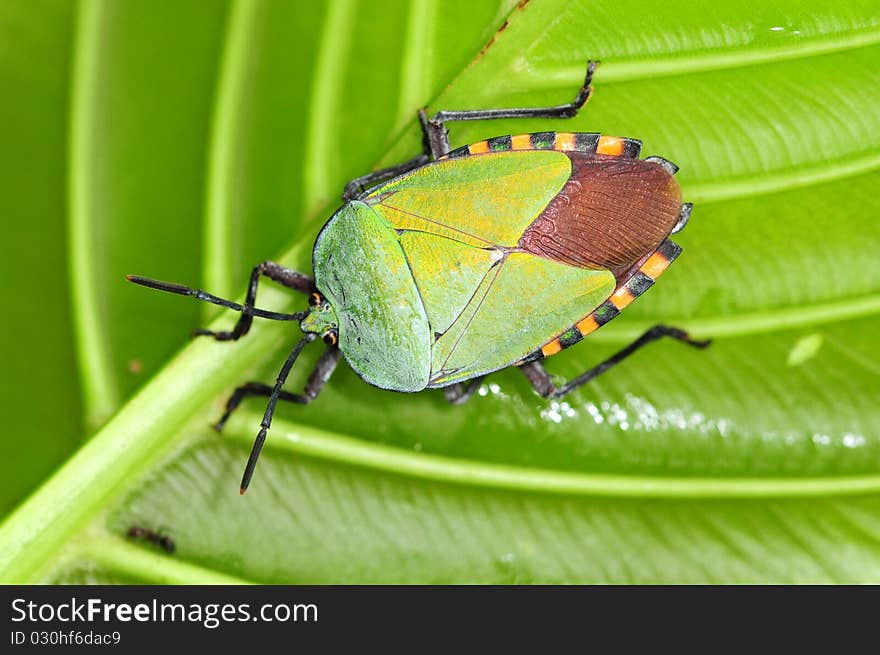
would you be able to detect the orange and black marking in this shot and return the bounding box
[444,132,642,159]
[523,239,682,362]
[442,131,684,365]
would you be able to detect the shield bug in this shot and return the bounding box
[129,61,710,493]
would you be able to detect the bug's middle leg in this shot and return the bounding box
[194,262,315,342]
[443,375,487,406]
[519,325,710,399]
[421,60,597,158]
[214,347,341,431]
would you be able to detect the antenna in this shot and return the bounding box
[127,275,308,322]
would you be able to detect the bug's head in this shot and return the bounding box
[300,292,339,346]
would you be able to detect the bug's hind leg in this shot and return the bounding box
[520,325,710,399]
[443,375,487,405]
[421,60,597,158]
[214,348,341,431]
[340,61,596,197]
[193,262,315,342]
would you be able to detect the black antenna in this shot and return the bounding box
[126,275,308,322]
[240,333,317,494]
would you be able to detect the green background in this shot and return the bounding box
[1,0,879,583]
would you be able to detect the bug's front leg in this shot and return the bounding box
[193,261,315,342]
[520,325,711,398]
[214,347,341,431]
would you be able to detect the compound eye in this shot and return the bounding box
[323,331,338,346]
[309,292,322,307]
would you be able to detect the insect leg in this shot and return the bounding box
[193,261,315,342]
[519,325,711,398]
[126,525,175,554]
[215,347,341,431]
[240,335,317,493]
[342,153,430,201]
[342,60,595,193]
[421,60,597,157]
[443,375,487,405]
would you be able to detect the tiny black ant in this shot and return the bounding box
[126,525,175,554]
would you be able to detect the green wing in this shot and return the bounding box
[366,150,615,387]
[398,231,500,335]
[367,149,571,247]
[429,253,614,386]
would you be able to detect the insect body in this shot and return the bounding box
[310,136,686,392]
[126,525,175,554]
[128,61,709,493]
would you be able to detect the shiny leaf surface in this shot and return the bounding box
[1,0,879,583]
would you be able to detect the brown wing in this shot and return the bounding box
[518,153,683,280]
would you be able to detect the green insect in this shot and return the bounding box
[129,61,710,493]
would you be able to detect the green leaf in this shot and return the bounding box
[0,0,82,516]
[2,0,880,583]
[69,0,231,428]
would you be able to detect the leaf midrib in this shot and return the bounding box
[588,292,880,343]
[225,413,880,500]
[82,535,252,585]
[202,0,259,298]
[393,0,434,133]
[302,0,357,214]
[687,148,880,204]
[526,24,880,87]
[68,0,118,429]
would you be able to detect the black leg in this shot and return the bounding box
[339,61,598,198]
[342,153,430,201]
[443,375,487,406]
[421,60,597,158]
[240,334,319,493]
[519,324,711,399]
[193,261,315,342]
[215,347,341,431]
